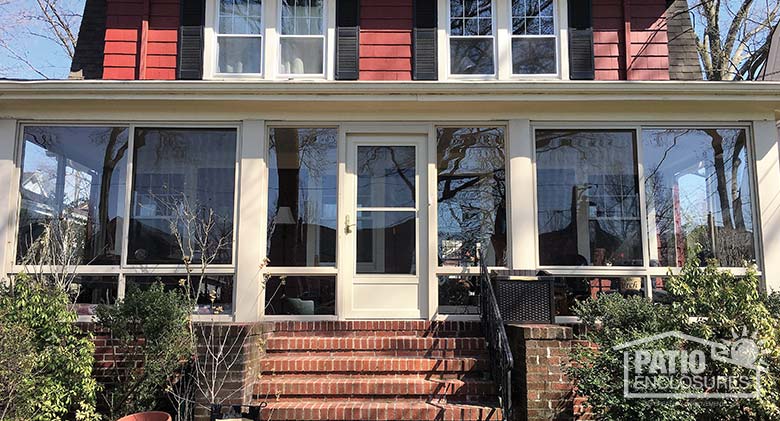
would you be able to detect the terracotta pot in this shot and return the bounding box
[117,412,172,421]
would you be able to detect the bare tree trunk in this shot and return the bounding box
[706,129,734,230]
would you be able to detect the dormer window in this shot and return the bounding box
[217,0,264,74]
[511,0,557,75]
[279,0,326,76]
[448,0,496,76]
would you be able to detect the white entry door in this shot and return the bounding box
[342,133,428,319]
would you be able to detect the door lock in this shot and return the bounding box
[345,214,356,234]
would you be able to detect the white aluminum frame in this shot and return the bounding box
[10,121,242,322]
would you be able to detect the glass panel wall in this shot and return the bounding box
[18,126,129,264]
[536,130,642,267]
[266,127,337,315]
[128,128,237,265]
[642,128,755,267]
[127,275,235,314]
[437,127,507,267]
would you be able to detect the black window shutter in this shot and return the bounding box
[413,0,437,80]
[178,0,205,80]
[568,0,595,80]
[336,0,360,80]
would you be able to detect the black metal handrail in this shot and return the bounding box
[478,251,513,421]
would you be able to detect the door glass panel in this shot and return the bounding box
[357,146,416,208]
[356,211,416,274]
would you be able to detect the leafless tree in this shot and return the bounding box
[19,213,86,295]
[0,0,81,79]
[687,0,780,80]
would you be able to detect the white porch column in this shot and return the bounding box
[0,120,17,277]
[233,120,266,322]
[754,118,780,292]
[507,119,536,270]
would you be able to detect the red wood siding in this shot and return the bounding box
[592,0,669,80]
[103,0,179,80]
[359,0,413,81]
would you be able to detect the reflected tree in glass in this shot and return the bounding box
[267,128,337,267]
[437,127,506,267]
[18,126,129,266]
[643,128,754,267]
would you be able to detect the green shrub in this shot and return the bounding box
[0,274,99,421]
[567,246,780,420]
[95,282,193,419]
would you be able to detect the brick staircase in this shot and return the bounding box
[253,321,502,421]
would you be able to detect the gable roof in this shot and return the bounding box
[666,0,703,80]
[69,0,106,80]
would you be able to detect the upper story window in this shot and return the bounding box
[279,0,326,76]
[449,0,495,76]
[217,0,264,74]
[511,0,557,75]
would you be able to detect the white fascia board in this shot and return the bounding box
[2,80,780,104]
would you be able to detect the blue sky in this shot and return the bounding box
[0,0,84,79]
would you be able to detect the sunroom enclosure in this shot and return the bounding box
[1,84,779,323]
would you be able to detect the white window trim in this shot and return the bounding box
[445,0,499,79]
[213,0,265,78]
[205,0,335,80]
[440,0,566,81]
[10,122,242,322]
[508,0,560,78]
[276,0,328,79]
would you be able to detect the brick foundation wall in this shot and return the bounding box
[507,324,584,421]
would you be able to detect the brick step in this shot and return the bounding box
[253,375,496,398]
[269,321,482,337]
[265,337,486,353]
[257,356,489,374]
[258,399,502,420]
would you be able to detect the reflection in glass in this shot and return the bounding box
[218,37,262,73]
[267,128,337,267]
[18,126,129,264]
[68,276,118,316]
[357,146,416,208]
[450,38,494,74]
[128,128,236,264]
[512,37,556,74]
[437,127,506,267]
[281,0,324,35]
[219,0,263,35]
[265,276,335,315]
[536,130,642,266]
[356,211,416,274]
[554,276,645,316]
[438,275,480,314]
[642,128,754,267]
[127,275,234,314]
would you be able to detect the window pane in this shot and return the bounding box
[18,126,128,264]
[281,0,324,35]
[267,128,337,267]
[219,0,262,35]
[554,276,645,316]
[357,146,416,208]
[512,37,556,74]
[437,128,506,267]
[265,276,335,315]
[280,37,324,74]
[642,128,755,267]
[450,38,494,74]
[127,275,235,314]
[536,130,642,266]
[68,276,118,316]
[218,36,262,74]
[439,275,480,314]
[128,128,236,264]
[356,211,416,274]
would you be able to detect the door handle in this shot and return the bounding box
[345,214,356,234]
